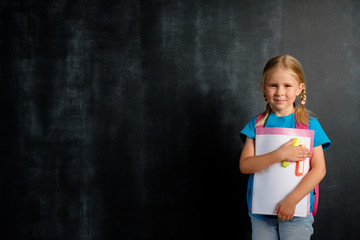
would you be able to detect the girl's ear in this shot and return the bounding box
[261,82,265,91]
[296,83,304,96]
[261,83,267,102]
[261,83,267,98]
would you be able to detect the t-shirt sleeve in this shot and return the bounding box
[309,118,331,151]
[239,116,257,142]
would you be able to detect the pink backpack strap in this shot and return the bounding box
[312,185,319,216]
[255,113,265,128]
[295,121,308,129]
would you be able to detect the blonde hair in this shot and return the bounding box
[256,55,310,127]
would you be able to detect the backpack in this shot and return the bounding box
[255,113,319,216]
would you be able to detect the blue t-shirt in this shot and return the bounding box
[240,112,331,219]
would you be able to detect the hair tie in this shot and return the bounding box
[301,100,306,105]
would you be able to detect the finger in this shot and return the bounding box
[302,148,311,155]
[279,214,287,222]
[274,204,280,214]
[297,156,307,161]
[298,150,311,160]
[283,215,290,221]
[284,138,295,146]
[301,153,310,159]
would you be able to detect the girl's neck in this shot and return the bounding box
[271,107,295,117]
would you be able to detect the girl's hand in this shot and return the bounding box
[279,139,312,162]
[275,197,296,221]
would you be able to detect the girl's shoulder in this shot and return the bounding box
[239,115,259,141]
[308,116,332,150]
[308,116,323,130]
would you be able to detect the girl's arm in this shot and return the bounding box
[275,145,326,221]
[239,137,311,174]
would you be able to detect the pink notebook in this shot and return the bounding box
[252,127,314,217]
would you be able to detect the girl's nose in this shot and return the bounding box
[276,87,285,95]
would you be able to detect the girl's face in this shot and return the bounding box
[262,68,304,116]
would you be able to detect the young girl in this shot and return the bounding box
[239,55,331,240]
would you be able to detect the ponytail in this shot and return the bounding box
[295,84,310,126]
[255,100,272,127]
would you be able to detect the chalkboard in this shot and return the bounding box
[1,0,359,239]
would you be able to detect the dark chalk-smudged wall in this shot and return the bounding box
[1,0,359,239]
